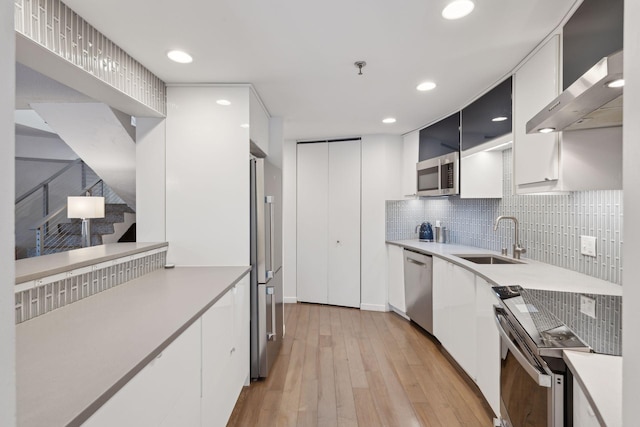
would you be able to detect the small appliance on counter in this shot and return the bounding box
[434,220,447,243]
[418,222,433,241]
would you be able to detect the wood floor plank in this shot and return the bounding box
[352,387,383,427]
[229,303,494,427]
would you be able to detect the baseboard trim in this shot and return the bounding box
[359,303,388,312]
[284,297,298,304]
[388,304,410,320]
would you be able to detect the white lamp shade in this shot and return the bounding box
[67,196,105,219]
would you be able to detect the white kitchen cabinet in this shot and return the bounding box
[513,35,561,193]
[202,277,250,427]
[432,258,477,380]
[573,377,601,427]
[297,141,361,308]
[475,279,501,417]
[84,319,202,427]
[402,130,419,198]
[460,148,503,198]
[250,90,270,155]
[387,244,406,315]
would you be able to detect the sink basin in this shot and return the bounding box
[454,254,524,265]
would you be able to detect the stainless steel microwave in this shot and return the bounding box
[416,152,459,197]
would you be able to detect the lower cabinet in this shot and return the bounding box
[432,258,476,381]
[432,257,500,418]
[84,319,203,427]
[475,278,501,417]
[573,378,601,427]
[84,275,250,427]
[387,244,406,314]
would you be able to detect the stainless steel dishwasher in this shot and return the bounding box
[403,249,433,334]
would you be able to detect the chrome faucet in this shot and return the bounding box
[494,216,527,259]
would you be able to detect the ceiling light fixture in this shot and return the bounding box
[354,61,367,76]
[167,50,193,64]
[442,0,475,20]
[417,81,437,91]
[216,99,231,106]
[606,79,624,88]
[539,127,555,134]
[491,116,508,122]
[382,117,397,124]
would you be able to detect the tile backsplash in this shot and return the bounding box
[387,148,623,285]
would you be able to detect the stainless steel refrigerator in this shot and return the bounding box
[250,157,283,379]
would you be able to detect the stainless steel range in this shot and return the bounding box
[493,286,590,427]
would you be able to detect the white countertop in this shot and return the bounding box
[388,240,622,296]
[563,351,622,427]
[15,242,169,284]
[16,265,250,427]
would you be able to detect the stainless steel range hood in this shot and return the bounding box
[526,50,623,133]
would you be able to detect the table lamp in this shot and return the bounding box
[67,196,105,247]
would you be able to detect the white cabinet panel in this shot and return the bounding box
[475,279,500,417]
[250,90,270,155]
[432,257,450,342]
[514,35,560,191]
[84,320,202,427]
[460,150,503,199]
[328,141,361,308]
[387,244,406,313]
[447,265,477,380]
[296,143,329,304]
[573,377,601,427]
[402,131,419,198]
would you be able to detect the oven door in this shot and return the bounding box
[494,306,563,427]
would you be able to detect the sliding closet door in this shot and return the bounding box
[327,140,361,308]
[296,142,329,304]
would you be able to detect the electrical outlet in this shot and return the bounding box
[580,295,596,319]
[580,235,597,257]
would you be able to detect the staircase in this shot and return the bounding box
[27,204,135,257]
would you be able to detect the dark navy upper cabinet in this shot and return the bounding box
[562,0,623,90]
[461,76,512,152]
[418,111,460,161]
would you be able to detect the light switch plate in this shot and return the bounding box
[580,235,597,257]
[580,295,596,319]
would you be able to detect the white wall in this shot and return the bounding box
[1,0,16,424]
[165,86,250,266]
[15,133,77,160]
[282,138,297,303]
[136,117,166,242]
[360,135,403,311]
[623,0,640,423]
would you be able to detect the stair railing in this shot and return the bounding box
[29,179,105,257]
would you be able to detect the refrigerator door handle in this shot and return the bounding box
[267,285,276,341]
[266,195,275,279]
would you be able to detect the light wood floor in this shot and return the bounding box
[228,303,494,427]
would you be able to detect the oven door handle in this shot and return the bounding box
[494,306,552,388]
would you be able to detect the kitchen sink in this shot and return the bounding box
[453,254,524,265]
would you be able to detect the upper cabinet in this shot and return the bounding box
[513,35,561,193]
[402,130,419,198]
[250,90,270,156]
[562,0,623,90]
[461,77,512,152]
[459,77,512,198]
[419,112,460,161]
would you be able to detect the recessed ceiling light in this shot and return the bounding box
[539,127,555,134]
[240,123,250,129]
[382,117,397,124]
[417,81,437,91]
[491,116,508,122]
[606,79,624,88]
[216,99,231,106]
[442,0,475,20]
[167,50,193,64]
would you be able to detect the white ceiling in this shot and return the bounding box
[61,0,578,141]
